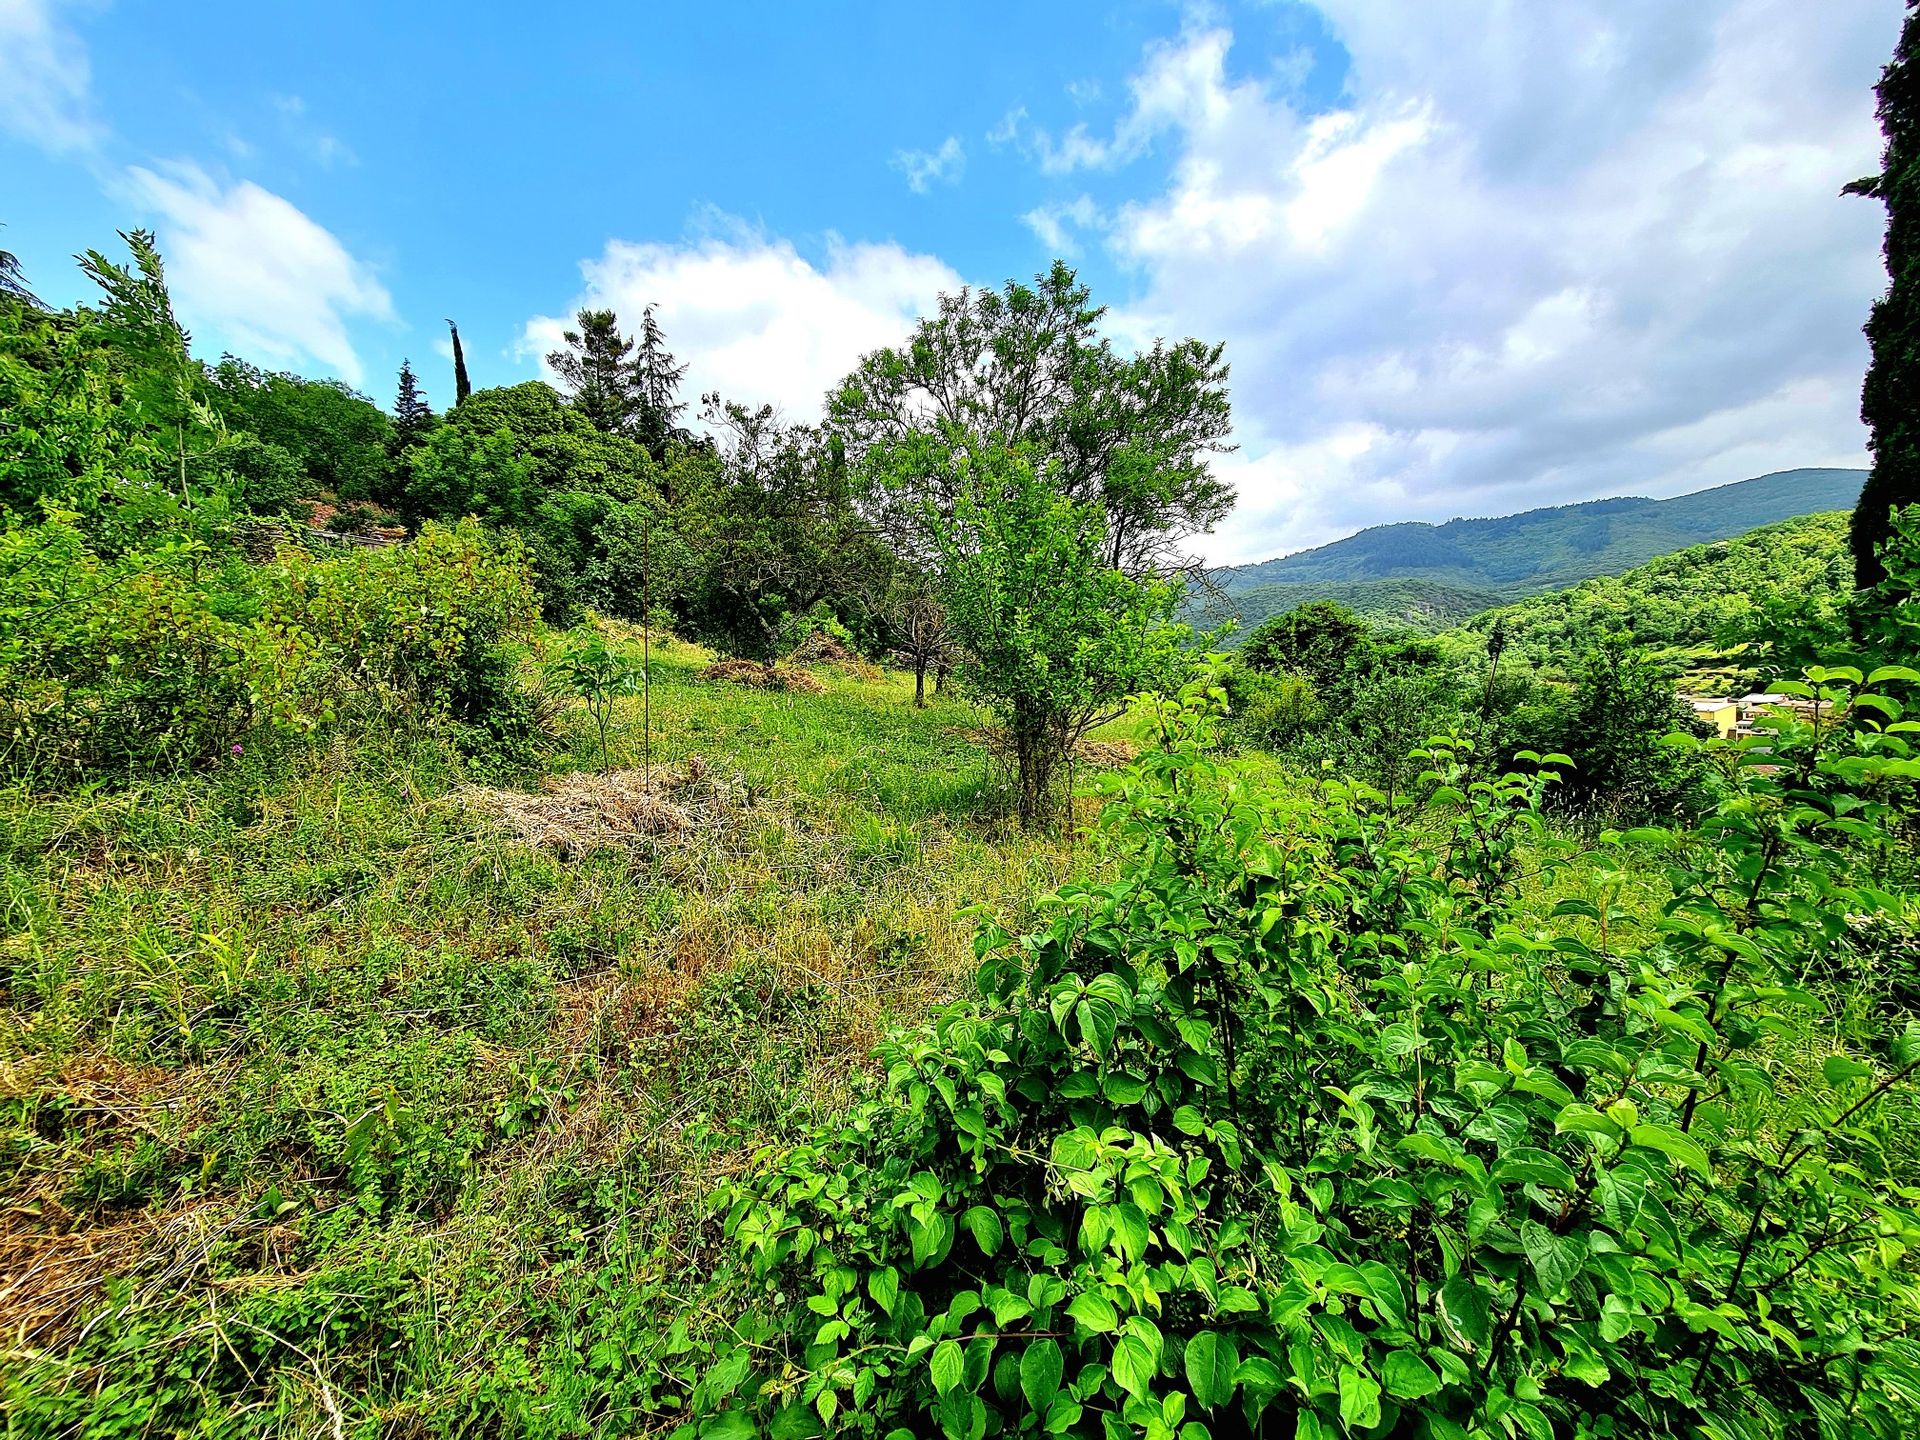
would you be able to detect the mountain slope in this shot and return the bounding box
[1219,578,1509,635]
[1442,510,1853,678]
[1215,468,1864,602]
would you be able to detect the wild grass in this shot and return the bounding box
[0,638,1096,1435]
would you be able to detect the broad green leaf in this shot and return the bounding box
[1381,1350,1441,1400]
[930,1339,965,1396]
[1822,1054,1873,1088]
[1111,1333,1158,1399]
[1338,1366,1382,1429]
[1066,1291,1119,1334]
[867,1268,899,1317]
[1521,1221,1587,1298]
[1183,1331,1238,1410]
[1439,1273,1491,1348]
[1628,1122,1713,1178]
[1020,1339,1064,1414]
[700,1412,758,1440]
[961,1205,1004,1257]
[1491,1146,1577,1189]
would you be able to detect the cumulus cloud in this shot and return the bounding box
[1062,1,1898,563]
[0,0,103,154]
[1023,195,1103,257]
[524,214,964,420]
[893,135,965,193]
[123,163,394,385]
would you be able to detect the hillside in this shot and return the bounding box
[1223,577,1508,634]
[1442,509,1853,680]
[1214,468,1863,605]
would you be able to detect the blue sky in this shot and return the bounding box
[1,0,1902,562]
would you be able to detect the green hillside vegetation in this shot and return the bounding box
[1445,510,1854,684]
[1216,467,1864,598]
[4,224,1920,1440]
[1218,576,1508,635]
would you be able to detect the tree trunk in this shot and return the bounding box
[1012,710,1058,829]
[913,654,927,708]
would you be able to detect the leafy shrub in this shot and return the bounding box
[0,514,540,780]
[671,665,1920,1439]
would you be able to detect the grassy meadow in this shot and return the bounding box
[1,634,1109,1435]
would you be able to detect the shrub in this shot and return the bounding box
[670,665,1920,1439]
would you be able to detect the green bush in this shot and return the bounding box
[669,665,1920,1439]
[0,514,540,781]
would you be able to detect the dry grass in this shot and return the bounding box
[699,659,827,693]
[455,758,735,855]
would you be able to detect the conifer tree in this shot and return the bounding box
[447,319,472,405]
[631,304,689,460]
[391,359,434,447]
[546,307,638,435]
[1849,1,1920,588]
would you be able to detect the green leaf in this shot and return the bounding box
[1183,1331,1238,1410]
[930,1339,965,1397]
[1490,1147,1577,1189]
[1381,1350,1441,1400]
[961,1205,1004,1257]
[1521,1221,1587,1298]
[1821,1054,1873,1088]
[1111,1203,1151,1263]
[1111,1333,1157,1399]
[1554,1103,1622,1140]
[700,1413,758,1440]
[1629,1122,1713,1178]
[868,1268,899,1317]
[1338,1366,1382,1430]
[1066,1291,1118,1334]
[1020,1340,1064,1414]
[1439,1273,1491,1348]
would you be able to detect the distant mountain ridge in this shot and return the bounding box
[1214,469,1865,613]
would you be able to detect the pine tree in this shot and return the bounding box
[630,304,690,461]
[546,307,638,435]
[1,247,37,306]
[391,360,435,446]
[447,319,472,405]
[1849,1,1920,589]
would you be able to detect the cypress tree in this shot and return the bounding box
[447,319,472,405]
[1849,1,1920,589]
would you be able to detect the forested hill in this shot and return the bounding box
[1442,509,1853,681]
[1214,467,1864,604]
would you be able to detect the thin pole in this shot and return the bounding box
[642,520,652,785]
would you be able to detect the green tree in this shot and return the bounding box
[1239,598,1372,687]
[936,439,1191,825]
[207,357,391,502]
[390,359,434,448]
[1,240,36,306]
[630,304,689,461]
[1848,1,1920,588]
[447,319,471,405]
[831,261,1235,580]
[78,229,220,501]
[400,424,534,527]
[547,307,639,436]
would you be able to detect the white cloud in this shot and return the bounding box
[524,213,964,421]
[892,135,965,193]
[1059,1,1898,563]
[0,0,103,154]
[123,162,393,386]
[1023,195,1103,257]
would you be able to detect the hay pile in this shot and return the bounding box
[700,659,827,694]
[786,630,856,665]
[1072,738,1139,769]
[460,759,733,855]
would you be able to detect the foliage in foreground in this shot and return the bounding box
[676,666,1920,1439]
